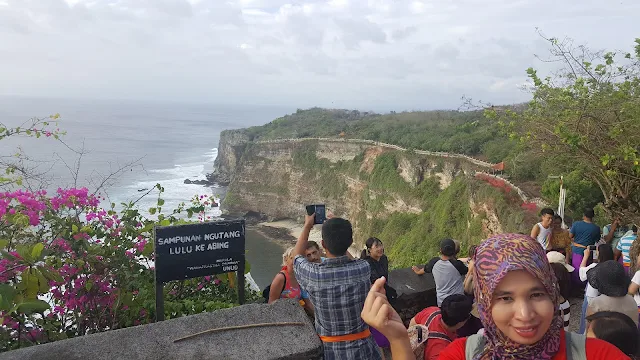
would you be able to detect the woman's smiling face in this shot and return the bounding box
[491,270,555,345]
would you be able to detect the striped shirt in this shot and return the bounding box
[294,255,382,360]
[616,231,637,265]
[559,299,571,331]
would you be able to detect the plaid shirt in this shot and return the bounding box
[294,255,382,360]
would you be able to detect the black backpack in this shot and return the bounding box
[262,271,286,300]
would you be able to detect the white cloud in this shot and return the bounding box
[0,0,638,110]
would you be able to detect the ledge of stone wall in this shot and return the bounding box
[1,300,321,360]
[388,268,437,325]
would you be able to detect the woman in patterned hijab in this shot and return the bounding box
[439,233,630,360]
[472,233,563,359]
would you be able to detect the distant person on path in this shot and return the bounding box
[305,241,325,263]
[532,207,555,250]
[585,311,640,359]
[361,237,397,357]
[413,239,466,306]
[267,247,314,315]
[564,215,574,230]
[571,208,602,287]
[615,225,637,275]
[602,218,630,252]
[437,233,629,360]
[550,215,572,257]
[408,294,473,360]
[587,260,638,327]
[548,251,575,331]
[579,244,614,334]
[293,213,382,360]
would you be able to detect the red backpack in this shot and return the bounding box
[407,310,452,360]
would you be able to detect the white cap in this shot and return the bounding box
[547,251,575,272]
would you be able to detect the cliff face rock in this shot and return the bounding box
[210,130,251,185]
[213,135,517,250]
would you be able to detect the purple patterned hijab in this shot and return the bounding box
[472,234,563,360]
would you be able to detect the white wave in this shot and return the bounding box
[149,163,206,178]
[203,148,218,162]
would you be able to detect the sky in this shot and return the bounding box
[0,0,638,111]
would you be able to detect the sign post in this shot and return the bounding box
[154,219,246,321]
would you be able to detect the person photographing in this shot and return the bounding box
[293,209,382,359]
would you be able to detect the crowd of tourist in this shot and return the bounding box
[263,207,640,359]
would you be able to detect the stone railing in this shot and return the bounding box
[254,137,496,169]
[475,172,549,207]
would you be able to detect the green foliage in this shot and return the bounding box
[241,108,514,160]
[0,186,259,351]
[490,37,640,223]
[541,170,604,221]
[368,153,411,193]
[357,175,531,269]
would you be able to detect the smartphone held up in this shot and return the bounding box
[305,204,326,225]
[588,245,598,260]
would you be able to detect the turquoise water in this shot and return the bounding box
[245,229,285,289]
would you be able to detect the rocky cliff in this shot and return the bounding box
[214,134,534,265]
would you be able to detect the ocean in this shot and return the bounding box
[0,96,292,288]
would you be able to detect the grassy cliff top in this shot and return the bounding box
[230,107,515,163]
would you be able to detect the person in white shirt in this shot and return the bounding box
[579,244,614,334]
[530,208,554,250]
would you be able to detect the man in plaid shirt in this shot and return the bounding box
[293,213,382,360]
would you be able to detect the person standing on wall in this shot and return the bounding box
[570,208,602,287]
[361,237,397,359]
[532,208,555,250]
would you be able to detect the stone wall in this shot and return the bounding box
[1,269,437,359]
[1,300,321,360]
[389,267,437,325]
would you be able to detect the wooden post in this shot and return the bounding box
[237,257,245,305]
[155,279,165,322]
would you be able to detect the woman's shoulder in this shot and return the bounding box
[585,337,632,359]
[436,337,467,360]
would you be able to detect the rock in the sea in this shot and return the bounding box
[183,179,212,186]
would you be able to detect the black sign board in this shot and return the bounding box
[154,220,246,321]
[155,220,245,282]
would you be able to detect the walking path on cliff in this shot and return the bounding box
[253,137,548,207]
